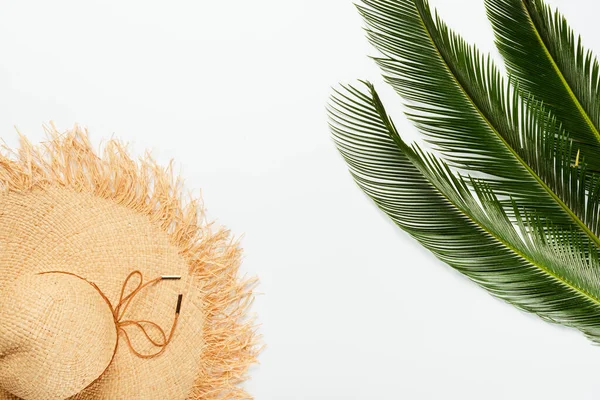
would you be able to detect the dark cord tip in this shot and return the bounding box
[161,275,182,280]
[176,294,183,314]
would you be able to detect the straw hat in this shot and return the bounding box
[0,127,259,400]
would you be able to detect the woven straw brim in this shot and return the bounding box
[0,126,260,399]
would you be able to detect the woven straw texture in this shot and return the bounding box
[0,273,117,400]
[0,127,259,400]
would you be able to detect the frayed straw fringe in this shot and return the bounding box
[0,123,261,400]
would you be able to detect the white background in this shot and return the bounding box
[0,0,599,399]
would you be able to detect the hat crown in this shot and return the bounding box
[0,273,117,400]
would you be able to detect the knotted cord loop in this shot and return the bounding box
[39,270,183,359]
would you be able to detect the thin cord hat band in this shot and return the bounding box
[39,270,183,359]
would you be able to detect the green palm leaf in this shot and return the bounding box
[485,0,600,172]
[328,82,600,342]
[328,0,600,343]
[359,0,600,250]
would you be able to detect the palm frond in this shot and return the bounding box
[358,0,600,249]
[328,82,600,342]
[485,0,600,172]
